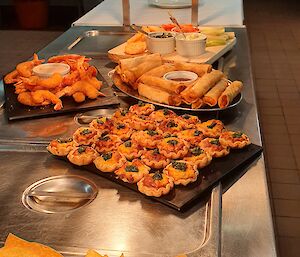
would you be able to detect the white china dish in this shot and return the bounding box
[146,32,175,55]
[33,63,70,78]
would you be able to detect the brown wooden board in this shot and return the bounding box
[55,143,262,211]
[4,72,120,121]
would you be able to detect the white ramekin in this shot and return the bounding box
[163,70,198,85]
[33,63,70,78]
[175,33,207,57]
[146,32,175,55]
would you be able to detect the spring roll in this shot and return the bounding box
[139,63,176,79]
[218,81,243,109]
[119,53,161,73]
[138,83,181,106]
[174,62,212,77]
[181,70,224,103]
[139,75,186,94]
[191,98,204,109]
[203,79,228,106]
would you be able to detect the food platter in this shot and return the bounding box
[110,70,243,112]
[54,144,261,211]
[3,71,120,121]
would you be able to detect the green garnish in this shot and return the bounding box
[147,130,158,136]
[167,139,178,146]
[120,109,128,116]
[100,135,110,141]
[167,120,178,128]
[152,148,159,155]
[58,138,73,143]
[77,146,86,154]
[191,147,203,156]
[210,139,220,145]
[163,109,170,115]
[138,101,145,107]
[81,129,91,135]
[172,161,187,171]
[102,152,112,161]
[124,141,132,147]
[164,133,177,138]
[232,132,243,138]
[194,130,202,136]
[207,122,217,129]
[153,172,163,180]
[117,124,126,129]
[97,119,104,124]
[125,165,139,172]
[182,114,191,119]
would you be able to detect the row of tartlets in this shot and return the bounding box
[47,102,250,197]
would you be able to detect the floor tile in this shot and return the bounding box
[269,169,300,184]
[276,217,300,237]
[271,183,300,200]
[274,199,300,218]
[278,237,300,257]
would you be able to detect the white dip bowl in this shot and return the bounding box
[146,32,175,55]
[175,33,207,57]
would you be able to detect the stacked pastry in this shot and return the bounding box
[47,103,250,197]
[113,54,243,109]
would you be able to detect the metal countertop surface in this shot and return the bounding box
[0,26,277,257]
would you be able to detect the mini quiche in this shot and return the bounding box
[112,108,132,123]
[158,137,189,159]
[115,159,150,183]
[118,140,144,160]
[89,116,113,132]
[219,131,251,149]
[94,134,122,153]
[131,129,162,149]
[73,127,98,146]
[111,122,133,141]
[176,129,205,146]
[67,146,98,166]
[196,119,225,138]
[164,160,198,186]
[183,146,212,169]
[137,172,174,197]
[199,138,230,158]
[47,138,74,156]
[141,148,170,169]
[149,108,177,123]
[129,101,155,116]
[179,114,200,129]
[158,118,183,135]
[127,114,156,131]
[94,151,126,173]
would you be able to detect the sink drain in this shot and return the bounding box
[22,175,98,214]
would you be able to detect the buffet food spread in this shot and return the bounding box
[4,54,105,111]
[48,102,251,198]
[113,54,243,110]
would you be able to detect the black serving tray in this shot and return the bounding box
[4,72,120,121]
[56,143,262,211]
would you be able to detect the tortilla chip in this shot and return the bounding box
[85,249,108,257]
[4,234,63,257]
[0,247,40,257]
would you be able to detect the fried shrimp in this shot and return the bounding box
[16,53,44,77]
[18,92,50,107]
[4,70,19,84]
[57,80,104,99]
[31,90,63,110]
[37,73,63,89]
[72,92,86,102]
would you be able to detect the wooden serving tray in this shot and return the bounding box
[108,38,236,64]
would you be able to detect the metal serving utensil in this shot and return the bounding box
[168,11,186,39]
[130,24,149,36]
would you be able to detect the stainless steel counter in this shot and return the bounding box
[0,26,277,257]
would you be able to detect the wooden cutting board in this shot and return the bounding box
[108,37,236,64]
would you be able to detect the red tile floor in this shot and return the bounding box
[0,0,300,256]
